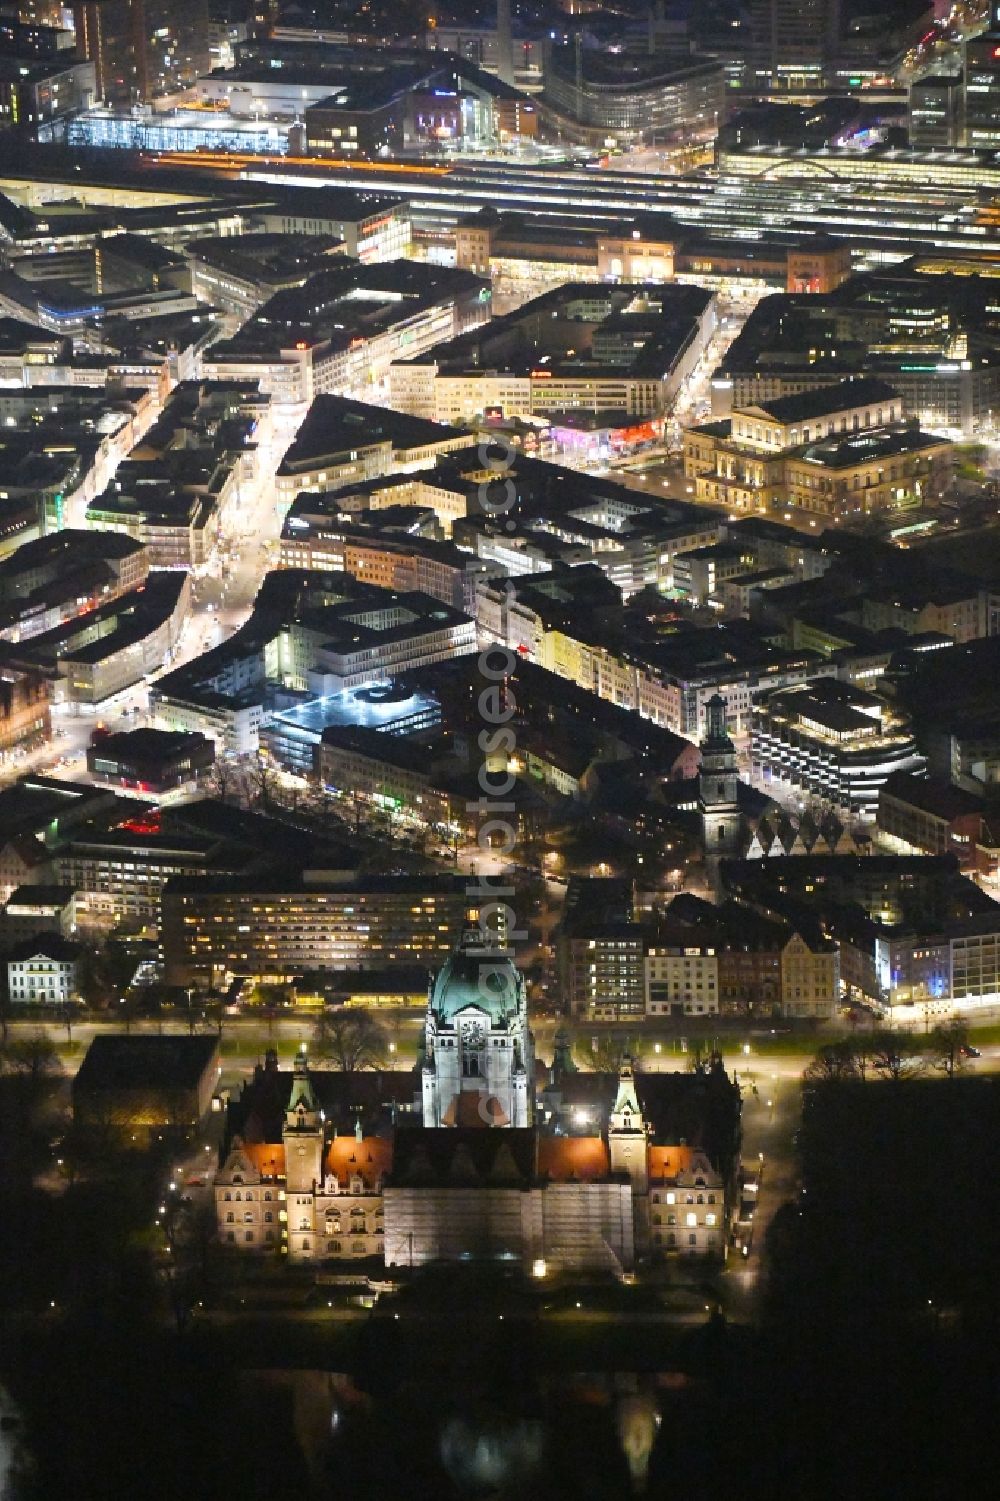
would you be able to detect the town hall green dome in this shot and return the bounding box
[430,926,522,1025]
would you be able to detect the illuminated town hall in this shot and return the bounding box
[214,929,740,1273]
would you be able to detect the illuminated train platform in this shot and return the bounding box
[138,148,1000,269]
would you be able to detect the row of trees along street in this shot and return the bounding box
[804,1019,974,1083]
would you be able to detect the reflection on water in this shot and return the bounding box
[0,1387,29,1501]
[440,1407,546,1493]
[242,1367,672,1500]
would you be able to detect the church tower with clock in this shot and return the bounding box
[421,925,534,1128]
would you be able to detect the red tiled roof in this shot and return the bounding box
[537,1135,610,1182]
[441,1092,510,1127]
[648,1144,693,1181]
[242,1142,285,1178]
[325,1135,393,1188]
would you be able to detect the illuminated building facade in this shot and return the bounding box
[962,8,1000,151]
[746,0,842,93]
[214,1037,739,1270]
[70,0,209,104]
[161,873,472,986]
[751,678,925,820]
[543,43,724,147]
[686,378,953,520]
[421,926,534,1129]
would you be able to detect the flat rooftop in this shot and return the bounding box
[271,682,441,741]
[277,395,467,475]
[74,1034,220,1093]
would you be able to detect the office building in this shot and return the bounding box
[9,570,189,706]
[752,678,925,820]
[71,0,210,104]
[543,42,724,148]
[204,258,485,408]
[161,872,472,986]
[908,72,963,148]
[746,0,842,92]
[391,283,716,426]
[962,9,1000,150]
[86,727,215,792]
[273,396,470,513]
[0,666,50,755]
[0,883,75,945]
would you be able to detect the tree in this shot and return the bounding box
[927,1019,969,1079]
[249,982,293,1011]
[870,1029,923,1082]
[0,1032,61,1094]
[851,1032,876,1082]
[574,1032,628,1072]
[76,943,115,1009]
[804,1038,859,1084]
[246,751,279,811]
[312,1008,389,1071]
[206,758,237,803]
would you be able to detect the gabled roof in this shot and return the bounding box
[324,1134,393,1189]
[537,1135,610,1182]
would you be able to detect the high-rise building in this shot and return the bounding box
[963,6,1000,150]
[495,0,513,86]
[71,0,209,103]
[747,0,841,93]
[908,72,963,147]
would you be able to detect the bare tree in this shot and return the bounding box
[870,1029,923,1082]
[246,751,279,810]
[804,1038,859,1084]
[0,1032,61,1088]
[574,1032,628,1072]
[313,1008,389,1071]
[206,758,236,803]
[851,1032,876,1082]
[927,1019,969,1079]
